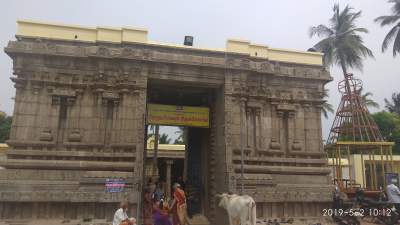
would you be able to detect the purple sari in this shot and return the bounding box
[153,209,172,225]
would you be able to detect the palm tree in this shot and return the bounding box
[174,126,186,144]
[159,133,172,144]
[362,92,380,109]
[359,87,380,109]
[374,0,400,57]
[322,89,335,119]
[309,4,374,76]
[385,92,400,115]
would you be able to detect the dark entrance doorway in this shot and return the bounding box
[186,127,209,216]
[145,82,214,218]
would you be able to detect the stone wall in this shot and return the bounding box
[2,37,332,222]
[1,39,147,219]
[221,62,333,221]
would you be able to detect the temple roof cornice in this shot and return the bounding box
[12,20,324,67]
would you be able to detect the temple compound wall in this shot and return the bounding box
[0,20,333,223]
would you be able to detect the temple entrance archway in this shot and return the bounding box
[2,20,332,224]
[143,82,219,222]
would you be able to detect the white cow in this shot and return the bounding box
[217,193,256,225]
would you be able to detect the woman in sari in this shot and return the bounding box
[152,200,172,225]
[170,183,188,225]
[143,187,153,225]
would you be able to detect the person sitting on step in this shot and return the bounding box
[113,201,136,225]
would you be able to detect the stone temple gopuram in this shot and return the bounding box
[0,20,333,224]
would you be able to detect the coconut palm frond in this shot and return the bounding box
[310,4,373,74]
[375,1,400,56]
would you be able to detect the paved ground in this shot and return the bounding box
[256,218,338,225]
[0,218,380,225]
[0,219,108,225]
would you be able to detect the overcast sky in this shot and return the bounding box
[0,0,398,140]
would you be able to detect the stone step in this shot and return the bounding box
[0,220,110,225]
[187,214,210,225]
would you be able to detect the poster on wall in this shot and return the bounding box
[105,178,126,193]
[147,104,210,128]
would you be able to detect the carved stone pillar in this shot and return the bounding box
[294,105,305,152]
[270,105,281,151]
[255,108,261,150]
[240,98,247,149]
[287,111,295,152]
[166,159,174,199]
[239,97,246,194]
[303,104,312,152]
[94,89,105,144]
[246,107,251,148]
[315,104,324,152]
[277,111,285,151]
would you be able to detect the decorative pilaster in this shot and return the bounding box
[240,97,247,150]
[287,111,296,152]
[255,108,261,151]
[270,106,281,150]
[246,107,251,148]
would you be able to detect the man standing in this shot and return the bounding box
[153,182,165,202]
[113,201,136,225]
[386,182,400,210]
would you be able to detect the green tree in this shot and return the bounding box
[0,111,12,143]
[385,92,400,115]
[159,133,171,144]
[372,111,400,153]
[322,89,335,119]
[174,127,185,144]
[374,0,400,57]
[309,4,374,75]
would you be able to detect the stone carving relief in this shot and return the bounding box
[97,46,111,57]
[273,61,280,72]
[5,41,332,82]
[260,61,273,73]
[296,90,306,100]
[121,47,136,58]
[40,129,53,141]
[68,129,82,142]
[270,138,281,150]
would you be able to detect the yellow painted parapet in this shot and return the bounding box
[15,20,323,66]
[17,20,148,43]
[226,39,323,66]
